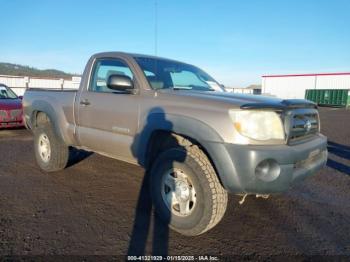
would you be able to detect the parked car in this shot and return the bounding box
[23,52,328,236]
[0,84,24,128]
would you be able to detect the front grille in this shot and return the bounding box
[284,108,319,144]
[10,109,22,118]
[0,109,22,122]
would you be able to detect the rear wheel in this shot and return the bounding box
[33,119,69,172]
[150,145,228,236]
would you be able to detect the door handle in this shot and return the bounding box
[80,99,91,106]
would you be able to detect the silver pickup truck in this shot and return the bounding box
[23,52,328,236]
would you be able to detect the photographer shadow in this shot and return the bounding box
[127,107,186,256]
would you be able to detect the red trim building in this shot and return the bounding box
[263,72,350,78]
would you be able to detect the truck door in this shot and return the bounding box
[76,57,139,164]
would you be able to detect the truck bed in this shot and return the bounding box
[26,88,78,92]
[23,89,78,145]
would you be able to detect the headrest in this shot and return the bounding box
[147,75,164,89]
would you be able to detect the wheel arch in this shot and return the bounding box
[135,113,228,188]
[29,100,65,142]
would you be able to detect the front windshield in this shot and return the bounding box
[134,56,224,92]
[0,85,18,99]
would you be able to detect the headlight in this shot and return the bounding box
[229,110,285,142]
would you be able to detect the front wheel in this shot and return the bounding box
[150,145,228,236]
[33,121,69,172]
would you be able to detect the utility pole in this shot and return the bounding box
[154,0,158,56]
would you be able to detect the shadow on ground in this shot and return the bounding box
[66,148,94,168]
[327,141,350,176]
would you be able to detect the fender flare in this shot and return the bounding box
[30,100,67,142]
[132,112,235,189]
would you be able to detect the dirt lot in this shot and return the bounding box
[0,108,349,259]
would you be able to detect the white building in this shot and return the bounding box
[225,85,262,95]
[262,72,350,99]
[0,75,81,96]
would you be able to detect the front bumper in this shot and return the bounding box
[208,134,328,194]
[0,120,24,129]
[0,109,24,129]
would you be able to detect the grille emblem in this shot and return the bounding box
[304,120,312,132]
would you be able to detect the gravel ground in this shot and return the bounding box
[0,107,349,260]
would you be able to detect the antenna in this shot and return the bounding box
[154,0,158,56]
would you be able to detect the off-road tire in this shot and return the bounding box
[150,145,228,236]
[33,120,69,172]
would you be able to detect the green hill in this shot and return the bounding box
[0,62,74,79]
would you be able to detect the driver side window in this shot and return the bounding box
[90,59,134,93]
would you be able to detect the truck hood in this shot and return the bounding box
[0,99,22,110]
[159,90,316,110]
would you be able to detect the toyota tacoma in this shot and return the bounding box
[23,52,328,236]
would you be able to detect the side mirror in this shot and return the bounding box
[18,96,23,100]
[107,75,134,92]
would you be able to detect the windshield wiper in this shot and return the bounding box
[171,86,193,90]
[171,85,215,91]
[189,84,216,91]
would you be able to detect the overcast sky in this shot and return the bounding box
[1,0,350,87]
